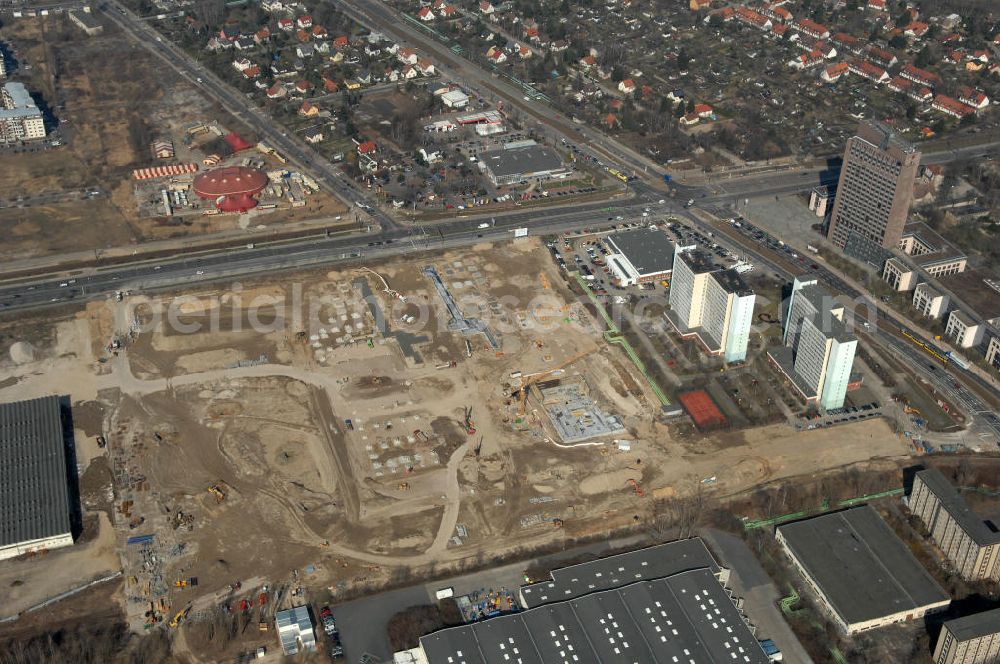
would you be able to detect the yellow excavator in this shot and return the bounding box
[207,482,227,503]
[169,605,191,628]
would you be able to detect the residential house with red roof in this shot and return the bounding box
[932,95,975,119]
[794,18,829,40]
[849,59,889,84]
[735,7,771,30]
[958,87,989,110]
[900,64,940,88]
[821,62,849,83]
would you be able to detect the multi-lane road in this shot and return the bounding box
[99,0,397,231]
[1,0,995,442]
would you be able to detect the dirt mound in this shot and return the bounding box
[9,341,34,364]
[355,375,393,389]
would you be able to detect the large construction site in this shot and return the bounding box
[0,237,913,657]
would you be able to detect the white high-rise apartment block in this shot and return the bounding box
[666,245,756,363]
[0,82,46,142]
[769,276,857,410]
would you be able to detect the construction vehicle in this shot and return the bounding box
[413,429,429,442]
[463,406,477,435]
[169,605,191,628]
[207,482,227,503]
[628,478,644,497]
[174,580,187,589]
[515,350,593,416]
[397,482,410,491]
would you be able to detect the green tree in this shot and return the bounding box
[677,48,690,72]
[915,45,933,68]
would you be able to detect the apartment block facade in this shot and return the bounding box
[910,468,1000,582]
[770,277,857,410]
[0,82,45,142]
[934,609,1000,664]
[827,120,920,252]
[666,245,755,363]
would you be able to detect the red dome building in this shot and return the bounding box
[192,166,269,212]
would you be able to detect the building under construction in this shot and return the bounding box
[539,380,626,444]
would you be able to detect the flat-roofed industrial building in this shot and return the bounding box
[275,604,316,654]
[776,505,950,634]
[604,227,675,287]
[398,538,769,664]
[0,396,75,560]
[479,142,569,186]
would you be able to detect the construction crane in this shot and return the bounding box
[515,350,593,416]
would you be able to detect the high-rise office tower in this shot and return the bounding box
[827,120,920,254]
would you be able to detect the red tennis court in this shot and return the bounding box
[677,389,727,430]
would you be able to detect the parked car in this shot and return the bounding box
[329,634,344,659]
[320,606,337,635]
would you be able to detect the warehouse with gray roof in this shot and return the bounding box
[776,505,950,634]
[0,396,75,561]
[479,141,569,186]
[397,538,768,664]
[519,537,725,607]
[604,228,676,286]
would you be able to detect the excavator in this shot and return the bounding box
[207,481,227,503]
[514,350,593,416]
[462,406,476,435]
[169,605,191,628]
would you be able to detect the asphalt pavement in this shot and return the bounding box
[701,528,814,664]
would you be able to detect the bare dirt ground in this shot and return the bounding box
[0,239,912,657]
